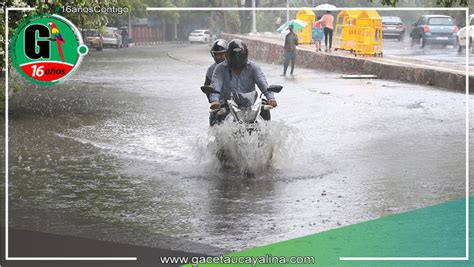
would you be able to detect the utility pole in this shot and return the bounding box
[286,0,289,22]
[174,0,178,41]
[252,0,256,33]
[128,12,132,43]
[174,22,178,40]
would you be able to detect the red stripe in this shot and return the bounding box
[20,62,74,82]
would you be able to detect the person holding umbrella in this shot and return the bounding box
[317,10,335,52]
[282,24,298,76]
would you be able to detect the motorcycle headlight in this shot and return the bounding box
[235,109,258,123]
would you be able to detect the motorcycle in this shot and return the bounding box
[200,84,283,126]
[200,85,283,173]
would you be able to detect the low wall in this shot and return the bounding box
[221,33,471,92]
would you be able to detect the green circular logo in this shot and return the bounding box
[9,14,87,85]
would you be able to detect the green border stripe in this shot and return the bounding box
[184,197,472,267]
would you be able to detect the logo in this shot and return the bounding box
[10,13,88,85]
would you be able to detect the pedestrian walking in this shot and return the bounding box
[317,11,334,52]
[121,27,129,47]
[282,24,298,76]
[313,19,323,52]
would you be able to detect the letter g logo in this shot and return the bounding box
[24,24,51,60]
[10,13,88,85]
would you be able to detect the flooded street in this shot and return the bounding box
[4,44,468,253]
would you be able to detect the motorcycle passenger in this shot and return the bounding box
[205,39,227,125]
[209,39,277,125]
[205,39,228,86]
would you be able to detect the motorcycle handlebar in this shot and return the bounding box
[209,102,274,112]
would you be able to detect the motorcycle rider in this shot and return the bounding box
[209,39,277,125]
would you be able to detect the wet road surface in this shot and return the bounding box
[382,37,473,67]
[4,44,470,253]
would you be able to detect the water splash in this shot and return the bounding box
[195,120,299,176]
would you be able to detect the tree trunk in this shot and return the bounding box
[162,18,166,41]
[238,0,252,34]
[221,0,229,33]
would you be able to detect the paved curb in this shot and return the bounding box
[221,33,471,93]
[167,52,189,63]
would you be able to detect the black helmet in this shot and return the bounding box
[226,39,248,70]
[210,39,227,55]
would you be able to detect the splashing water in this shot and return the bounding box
[195,120,299,175]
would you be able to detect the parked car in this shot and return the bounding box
[457,14,474,53]
[83,29,103,51]
[410,15,458,48]
[103,27,123,48]
[188,29,211,44]
[381,16,405,41]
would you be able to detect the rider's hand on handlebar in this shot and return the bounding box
[210,101,221,110]
[268,99,277,107]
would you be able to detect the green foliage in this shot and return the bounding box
[374,0,399,6]
[433,0,468,7]
[40,0,130,29]
[1,0,32,81]
[1,1,31,104]
[371,0,468,6]
[257,11,281,32]
[227,11,241,33]
[97,25,108,35]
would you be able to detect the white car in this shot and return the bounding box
[188,29,211,44]
[103,27,123,48]
[457,14,474,53]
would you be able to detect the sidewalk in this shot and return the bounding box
[223,33,471,92]
[249,32,472,75]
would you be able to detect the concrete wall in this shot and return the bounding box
[221,33,471,93]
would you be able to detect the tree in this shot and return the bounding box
[238,0,252,34]
[372,0,468,6]
[0,0,149,98]
[1,0,33,81]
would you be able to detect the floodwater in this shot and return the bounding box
[3,44,470,253]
